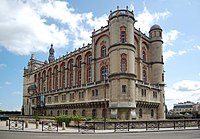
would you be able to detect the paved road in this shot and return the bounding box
[0,130,200,139]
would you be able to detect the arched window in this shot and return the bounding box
[37,72,41,93]
[73,110,76,115]
[76,56,82,86]
[50,110,53,116]
[47,68,52,91]
[82,109,86,117]
[102,109,107,118]
[139,109,142,118]
[60,62,65,89]
[151,109,154,118]
[101,46,106,57]
[85,52,92,83]
[142,50,146,62]
[120,26,126,43]
[143,70,147,82]
[92,109,97,118]
[53,66,58,90]
[34,74,37,83]
[42,70,46,92]
[121,53,127,72]
[100,66,108,80]
[68,59,73,87]
[65,110,68,115]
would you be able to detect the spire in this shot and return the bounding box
[48,44,55,63]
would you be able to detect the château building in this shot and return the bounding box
[22,7,165,120]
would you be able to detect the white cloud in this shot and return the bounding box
[165,80,200,109]
[195,45,200,51]
[0,64,6,69]
[135,6,170,33]
[163,50,187,62]
[163,30,180,46]
[0,0,107,55]
[173,80,200,92]
[5,81,12,85]
[178,50,187,55]
[163,50,176,62]
[12,91,22,95]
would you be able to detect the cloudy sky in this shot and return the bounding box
[0,0,200,111]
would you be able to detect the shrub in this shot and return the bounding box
[55,115,72,126]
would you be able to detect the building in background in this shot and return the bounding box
[173,101,194,114]
[22,7,165,120]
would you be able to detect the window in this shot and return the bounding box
[101,46,106,57]
[57,110,59,116]
[139,109,142,118]
[60,62,65,89]
[62,94,66,101]
[42,71,46,92]
[37,73,41,93]
[92,109,97,118]
[92,89,98,96]
[86,52,92,83]
[34,74,37,83]
[143,70,147,82]
[73,110,76,115]
[76,56,82,86]
[153,91,157,99]
[120,26,126,43]
[141,89,146,97]
[122,85,126,93]
[79,91,84,99]
[151,109,154,118]
[68,59,73,86]
[88,66,92,82]
[101,66,108,80]
[65,110,68,115]
[70,93,75,100]
[53,66,58,90]
[47,68,52,91]
[142,50,146,62]
[102,109,107,118]
[47,97,51,103]
[82,110,86,117]
[54,96,58,103]
[121,53,127,72]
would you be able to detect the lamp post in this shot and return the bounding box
[103,72,108,130]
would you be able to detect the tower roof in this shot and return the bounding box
[150,24,161,31]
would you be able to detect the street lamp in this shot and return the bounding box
[103,71,108,130]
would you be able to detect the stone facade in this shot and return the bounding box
[22,7,165,120]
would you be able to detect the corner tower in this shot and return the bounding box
[149,24,165,119]
[108,7,137,120]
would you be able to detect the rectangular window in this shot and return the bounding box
[122,85,126,93]
[62,94,66,101]
[121,31,125,43]
[141,89,147,97]
[95,89,98,96]
[54,96,58,103]
[48,97,51,103]
[153,91,157,99]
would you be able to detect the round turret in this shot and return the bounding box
[149,24,163,42]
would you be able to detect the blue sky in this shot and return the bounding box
[0,0,200,111]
